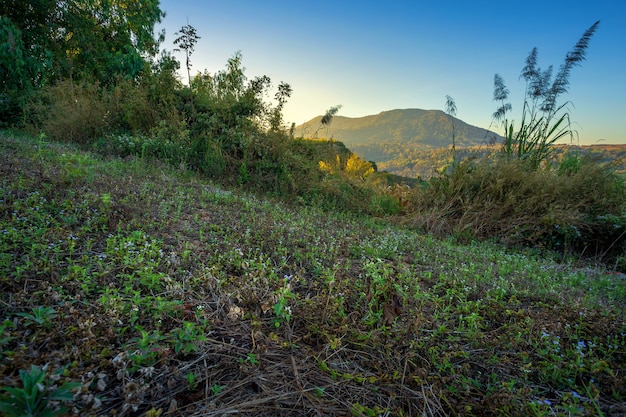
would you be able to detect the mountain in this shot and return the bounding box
[294,108,503,163]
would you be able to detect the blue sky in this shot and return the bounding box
[158,0,626,145]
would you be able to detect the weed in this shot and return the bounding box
[0,365,79,417]
[210,383,226,396]
[0,320,15,357]
[185,372,200,390]
[239,353,259,366]
[169,321,207,354]
[272,275,295,328]
[17,306,57,328]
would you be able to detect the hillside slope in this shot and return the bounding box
[1,132,624,416]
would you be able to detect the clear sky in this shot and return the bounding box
[158,0,626,145]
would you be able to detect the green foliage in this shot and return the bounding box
[30,62,183,143]
[32,81,114,144]
[272,276,295,328]
[169,321,208,354]
[1,0,165,127]
[16,306,57,328]
[0,365,79,417]
[0,16,30,126]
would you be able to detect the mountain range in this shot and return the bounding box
[294,108,503,163]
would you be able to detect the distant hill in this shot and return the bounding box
[295,109,626,179]
[295,108,503,162]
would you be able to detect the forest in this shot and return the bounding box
[1,2,625,416]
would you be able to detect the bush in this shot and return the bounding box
[33,81,115,144]
[407,156,625,264]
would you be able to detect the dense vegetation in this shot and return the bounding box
[1,3,625,416]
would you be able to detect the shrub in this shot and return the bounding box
[34,81,115,144]
[407,156,625,264]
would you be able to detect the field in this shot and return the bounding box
[1,131,625,416]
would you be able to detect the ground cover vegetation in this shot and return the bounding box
[0,2,625,415]
[1,132,625,416]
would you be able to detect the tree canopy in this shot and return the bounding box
[0,0,164,89]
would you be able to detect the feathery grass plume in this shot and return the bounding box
[444,95,458,167]
[491,74,511,123]
[542,20,600,115]
[313,105,342,138]
[317,105,342,134]
[315,105,343,161]
[492,21,600,169]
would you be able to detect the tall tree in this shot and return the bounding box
[173,24,201,88]
[0,0,165,86]
[61,0,165,82]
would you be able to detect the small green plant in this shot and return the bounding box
[0,365,79,417]
[0,320,15,358]
[17,306,57,328]
[185,372,200,390]
[313,386,325,397]
[211,383,226,395]
[100,192,111,207]
[126,329,167,372]
[169,321,207,354]
[239,353,259,366]
[272,276,295,328]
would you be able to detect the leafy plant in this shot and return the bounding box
[272,276,295,328]
[169,321,207,354]
[241,353,259,365]
[0,365,79,417]
[0,319,15,356]
[185,372,200,390]
[17,306,57,328]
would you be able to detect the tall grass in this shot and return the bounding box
[408,155,625,266]
[406,21,626,266]
[493,21,600,170]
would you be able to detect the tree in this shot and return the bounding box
[0,0,165,86]
[60,0,165,82]
[0,17,29,125]
[173,24,201,88]
[269,81,293,131]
